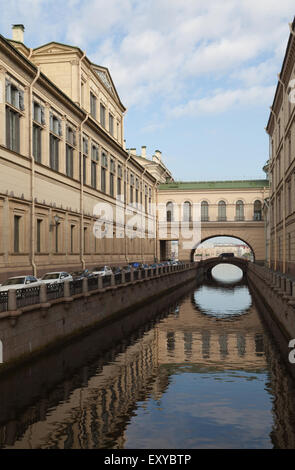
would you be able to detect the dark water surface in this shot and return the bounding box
[1,264,295,449]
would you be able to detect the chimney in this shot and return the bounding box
[130,148,137,156]
[154,150,162,160]
[123,139,126,150]
[12,24,25,43]
[141,146,147,158]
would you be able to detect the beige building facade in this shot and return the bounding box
[266,18,295,277]
[0,26,161,281]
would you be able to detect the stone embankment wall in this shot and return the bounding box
[247,263,295,343]
[0,264,202,370]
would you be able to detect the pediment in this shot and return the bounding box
[33,42,79,56]
[92,66,115,96]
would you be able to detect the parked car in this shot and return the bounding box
[0,275,41,292]
[70,270,95,280]
[39,272,73,284]
[219,253,235,258]
[91,266,113,277]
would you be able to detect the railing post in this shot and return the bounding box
[130,267,134,282]
[40,283,47,303]
[111,273,115,286]
[64,280,71,298]
[8,289,17,311]
[121,270,125,284]
[98,276,103,289]
[82,277,88,294]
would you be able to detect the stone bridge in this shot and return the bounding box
[197,256,249,278]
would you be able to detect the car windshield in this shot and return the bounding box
[1,277,26,286]
[42,273,60,280]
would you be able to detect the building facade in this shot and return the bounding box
[266,19,295,277]
[157,180,269,263]
[0,26,161,281]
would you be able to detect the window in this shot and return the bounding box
[149,188,152,214]
[100,103,106,128]
[110,158,115,197]
[201,201,209,221]
[109,113,114,136]
[33,124,42,163]
[117,164,122,198]
[6,80,24,111]
[6,106,20,152]
[49,134,59,171]
[183,201,192,222]
[36,219,42,253]
[218,201,226,221]
[66,144,74,178]
[90,92,96,118]
[166,202,173,222]
[33,101,45,125]
[91,144,99,189]
[55,221,59,253]
[66,125,76,178]
[235,200,244,221]
[14,215,21,253]
[254,200,262,221]
[50,113,62,136]
[70,224,75,254]
[101,167,106,193]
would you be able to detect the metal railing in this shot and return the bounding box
[0,262,195,313]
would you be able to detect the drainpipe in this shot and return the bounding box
[277,74,287,274]
[124,150,132,262]
[29,66,40,277]
[80,112,89,270]
[140,168,147,262]
[269,106,278,271]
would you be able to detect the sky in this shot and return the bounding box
[1,0,294,181]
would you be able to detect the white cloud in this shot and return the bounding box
[170,85,276,118]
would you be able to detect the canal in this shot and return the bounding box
[1,264,295,449]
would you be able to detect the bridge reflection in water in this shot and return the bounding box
[1,266,295,448]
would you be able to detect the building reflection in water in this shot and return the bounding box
[1,266,295,448]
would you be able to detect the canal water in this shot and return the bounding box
[1,264,295,449]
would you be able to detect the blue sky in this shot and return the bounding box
[1,0,294,181]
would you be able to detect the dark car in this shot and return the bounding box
[70,270,96,280]
[219,253,235,258]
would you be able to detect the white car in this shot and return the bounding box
[39,272,73,284]
[91,266,113,277]
[0,275,41,292]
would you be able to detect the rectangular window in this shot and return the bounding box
[14,215,21,253]
[50,114,62,136]
[49,134,59,171]
[117,176,122,197]
[91,160,97,188]
[55,223,59,253]
[6,106,20,152]
[70,224,75,254]
[36,219,42,253]
[6,80,24,111]
[33,124,42,163]
[83,155,87,185]
[101,167,106,193]
[66,144,74,178]
[110,173,114,197]
[100,103,106,128]
[90,92,96,119]
[109,113,114,135]
[33,102,45,125]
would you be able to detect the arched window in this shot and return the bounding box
[201,201,209,221]
[236,200,244,221]
[166,202,173,222]
[183,201,192,222]
[218,201,226,221]
[254,200,262,220]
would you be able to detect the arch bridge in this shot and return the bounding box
[198,256,249,279]
[157,179,269,263]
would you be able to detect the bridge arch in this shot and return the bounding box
[190,234,256,263]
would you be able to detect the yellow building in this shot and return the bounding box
[0,25,163,281]
[266,18,295,277]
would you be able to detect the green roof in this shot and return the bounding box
[158,180,269,191]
